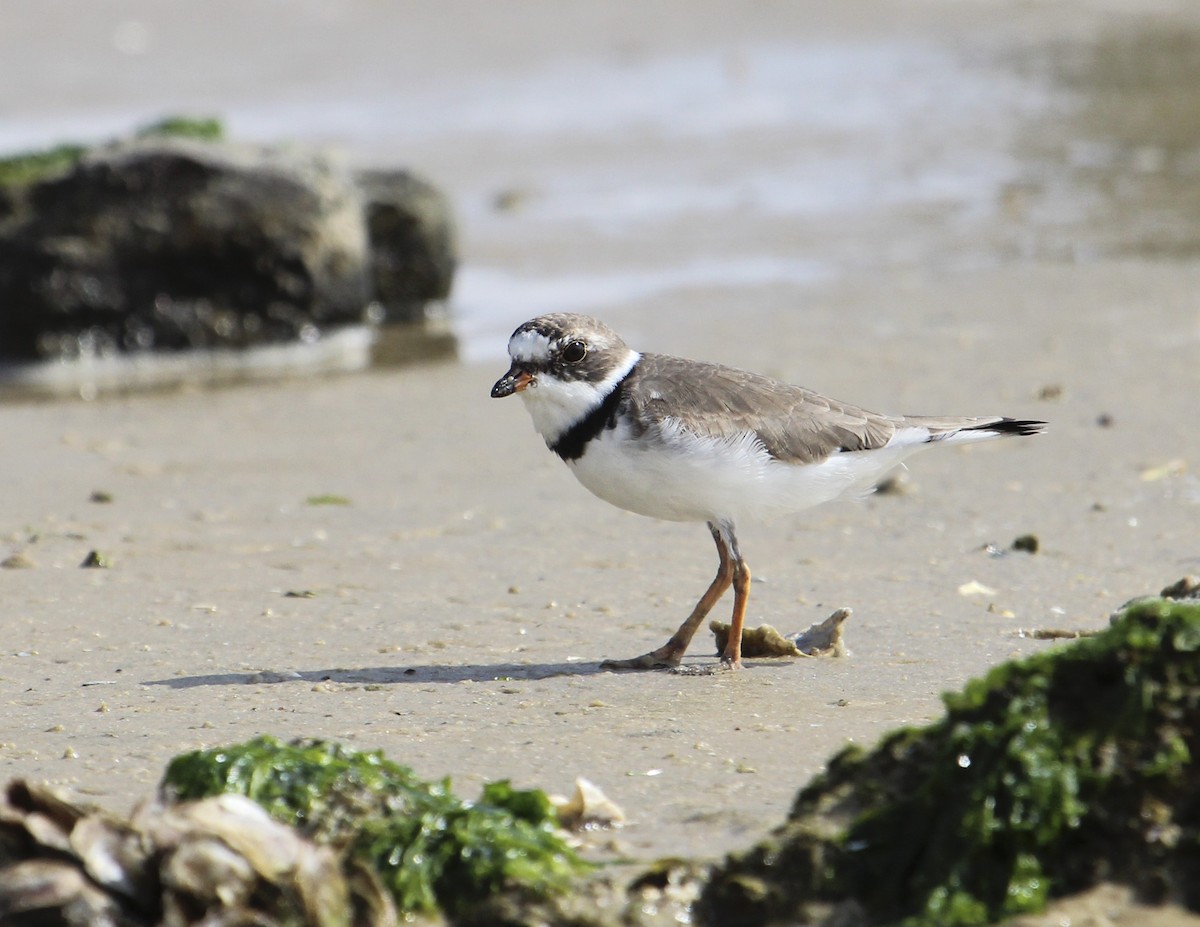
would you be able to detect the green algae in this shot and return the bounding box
[161,736,589,918]
[0,116,224,187]
[135,115,224,142]
[0,143,87,188]
[700,599,1200,926]
[306,494,353,506]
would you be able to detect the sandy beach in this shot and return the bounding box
[2,0,1200,892]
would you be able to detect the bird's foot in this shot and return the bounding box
[601,652,744,674]
[600,648,681,671]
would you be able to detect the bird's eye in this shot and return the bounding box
[560,340,587,364]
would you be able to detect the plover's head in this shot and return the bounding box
[491,313,640,443]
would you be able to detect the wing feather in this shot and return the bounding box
[625,354,900,464]
[622,354,1032,464]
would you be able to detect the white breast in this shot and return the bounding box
[566,417,932,525]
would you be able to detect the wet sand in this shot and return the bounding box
[2,0,1200,892]
[5,258,1197,867]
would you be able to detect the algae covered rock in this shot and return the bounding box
[700,599,1200,926]
[0,121,456,366]
[0,779,389,927]
[0,741,591,927]
[161,736,587,919]
[0,133,369,360]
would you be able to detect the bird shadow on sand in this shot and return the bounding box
[145,660,617,689]
[142,658,788,689]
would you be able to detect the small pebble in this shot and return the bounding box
[1011,534,1040,554]
[493,187,533,211]
[874,473,912,496]
[1161,576,1200,600]
[80,550,110,569]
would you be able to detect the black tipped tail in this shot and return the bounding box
[966,418,1047,437]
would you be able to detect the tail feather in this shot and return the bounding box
[961,418,1047,438]
[915,416,1047,447]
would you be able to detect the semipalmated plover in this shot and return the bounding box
[491,313,1045,671]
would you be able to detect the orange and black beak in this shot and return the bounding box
[491,365,534,398]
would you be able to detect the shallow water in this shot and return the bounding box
[2,4,1199,388]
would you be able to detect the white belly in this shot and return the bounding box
[566,417,921,524]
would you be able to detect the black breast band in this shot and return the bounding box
[549,362,638,461]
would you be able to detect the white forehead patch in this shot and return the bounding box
[508,329,553,364]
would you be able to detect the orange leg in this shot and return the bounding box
[719,556,750,668]
[602,522,746,671]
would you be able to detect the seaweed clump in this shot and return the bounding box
[700,599,1200,926]
[161,736,588,919]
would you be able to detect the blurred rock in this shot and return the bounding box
[356,168,456,324]
[0,133,456,365]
